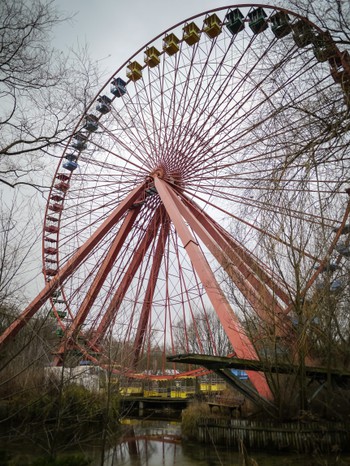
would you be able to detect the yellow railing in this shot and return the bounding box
[199,383,226,392]
[120,382,226,398]
[120,387,143,396]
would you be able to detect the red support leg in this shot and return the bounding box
[170,191,291,336]
[154,177,273,400]
[0,183,147,350]
[53,207,142,365]
[89,205,165,347]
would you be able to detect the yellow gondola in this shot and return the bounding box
[127,61,143,81]
[163,33,180,56]
[145,46,161,68]
[203,14,222,39]
[183,22,200,46]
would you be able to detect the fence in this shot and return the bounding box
[197,418,350,453]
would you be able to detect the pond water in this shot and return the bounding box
[88,420,350,466]
[2,419,350,465]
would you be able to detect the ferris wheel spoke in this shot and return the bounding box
[126,87,164,166]
[182,183,337,230]
[79,154,143,180]
[185,187,322,264]
[186,45,301,142]
[132,218,171,367]
[88,137,150,173]
[175,27,272,133]
[195,187,337,229]
[194,68,336,178]
[53,207,142,365]
[184,78,331,181]
[90,204,165,348]
[169,227,208,355]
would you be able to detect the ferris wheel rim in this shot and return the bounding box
[41,4,350,380]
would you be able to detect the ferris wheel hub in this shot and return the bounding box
[149,165,183,188]
[151,166,165,179]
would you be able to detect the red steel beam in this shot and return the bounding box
[175,193,291,335]
[171,190,283,324]
[154,177,273,400]
[53,207,142,365]
[182,194,291,307]
[0,183,147,350]
[89,205,164,347]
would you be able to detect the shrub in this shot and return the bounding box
[181,401,211,439]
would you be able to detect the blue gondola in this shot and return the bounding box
[231,369,249,380]
[71,133,87,151]
[96,95,112,114]
[84,114,99,132]
[65,153,78,162]
[111,77,127,97]
[63,160,78,171]
[225,8,244,35]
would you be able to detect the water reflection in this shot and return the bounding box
[101,420,182,466]
[93,420,350,466]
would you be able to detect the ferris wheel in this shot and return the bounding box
[1,4,350,399]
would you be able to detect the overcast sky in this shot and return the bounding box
[52,0,267,80]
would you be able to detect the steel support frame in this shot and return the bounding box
[0,183,146,350]
[132,216,171,367]
[53,207,142,365]
[180,193,295,339]
[89,205,165,347]
[154,176,273,400]
[168,187,287,328]
[183,195,291,306]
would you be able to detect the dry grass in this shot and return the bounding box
[181,401,211,439]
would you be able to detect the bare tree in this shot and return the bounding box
[174,307,233,356]
[0,0,101,190]
[281,0,350,46]
[0,192,43,308]
[0,0,103,323]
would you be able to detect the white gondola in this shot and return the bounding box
[336,243,350,257]
[330,279,343,292]
[333,223,350,235]
[111,77,127,97]
[96,95,112,114]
